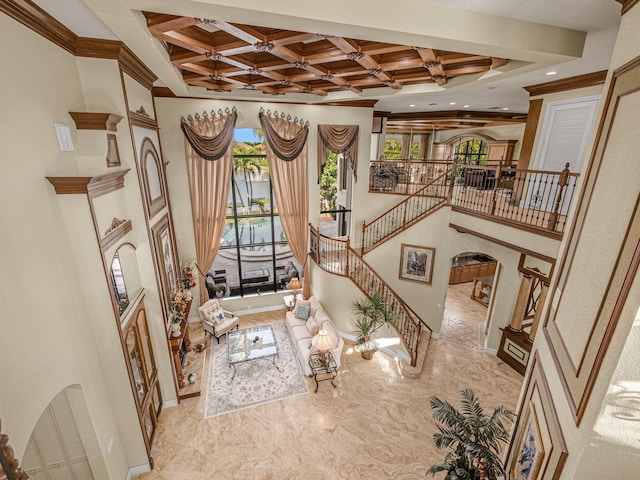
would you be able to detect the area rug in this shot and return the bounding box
[204,322,309,418]
[440,315,485,351]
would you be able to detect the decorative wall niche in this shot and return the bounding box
[68,111,124,167]
[140,137,166,218]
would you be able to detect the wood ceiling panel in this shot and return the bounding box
[143,12,513,97]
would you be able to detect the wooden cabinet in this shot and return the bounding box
[449,255,496,284]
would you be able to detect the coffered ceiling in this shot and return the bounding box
[29,0,622,131]
[144,12,507,98]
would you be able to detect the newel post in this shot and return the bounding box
[490,161,503,215]
[345,237,351,277]
[446,158,457,204]
[548,162,571,232]
[361,220,366,255]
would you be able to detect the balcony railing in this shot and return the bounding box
[451,163,579,236]
[309,225,428,367]
[367,160,580,237]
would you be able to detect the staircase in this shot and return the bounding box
[360,167,454,255]
[310,225,431,368]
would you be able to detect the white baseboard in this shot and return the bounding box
[431,332,441,339]
[126,464,151,480]
[234,304,286,315]
[162,399,179,408]
[484,347,498,355]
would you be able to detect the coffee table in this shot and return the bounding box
[227,325,279,380]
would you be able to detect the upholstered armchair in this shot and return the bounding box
[198,299,239,343]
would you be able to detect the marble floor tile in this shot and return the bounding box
[137,306,522,479]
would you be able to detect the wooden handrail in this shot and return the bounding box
[362,167,453,254]
[310,225,430,367]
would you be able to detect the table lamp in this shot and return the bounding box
[287,277,302,298]
[312,329,334,365]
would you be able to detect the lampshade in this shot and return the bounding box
[312,329,335,352]
[287,277,302,291]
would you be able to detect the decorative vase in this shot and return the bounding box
[171,322,181,337]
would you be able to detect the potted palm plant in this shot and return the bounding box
[353,293,398,360]
[427,388,514,480]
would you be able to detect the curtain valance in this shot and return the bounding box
[259,111,309,161]
[317,124,359,182]
[180,109,237,161]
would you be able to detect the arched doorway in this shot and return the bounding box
[441,251,498,350]
[20,385,106,479]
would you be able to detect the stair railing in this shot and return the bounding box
[361,166,454,254]
[310,224,429,367]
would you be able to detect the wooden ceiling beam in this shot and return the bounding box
[147,14,198,33]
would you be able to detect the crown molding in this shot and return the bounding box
[47,169,130,198]
[0,0,76,54]
[387,110,527,122]
[524,70,608,97]
[69,112,123,131]
[616,0,640,14]
[1,0,156,89]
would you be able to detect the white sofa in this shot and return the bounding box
[284,296,344,376]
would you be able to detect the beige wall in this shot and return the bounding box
[0,14,184,478]
[154,96,375,307]
[0,15,142,478]
[526,4,640,479]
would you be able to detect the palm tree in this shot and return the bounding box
[233,156,262,208]
[427,389,514,480]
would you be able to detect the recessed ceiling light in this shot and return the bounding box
[449,102,456,105]
[546,71,557,76]
[409,104,416,107]
[502,107,509,111]
[463,104,470,108]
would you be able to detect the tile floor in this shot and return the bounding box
[137,297,522,479]
[440,282,491,351]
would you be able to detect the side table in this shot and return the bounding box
[283,293,303,311]
[308,352,337,393]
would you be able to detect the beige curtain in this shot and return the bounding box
[419,134,430,160]
[182,111,237,304]
[259,111,311,299]
[317,124,359,182]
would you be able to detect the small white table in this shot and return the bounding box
[283,293,303,311]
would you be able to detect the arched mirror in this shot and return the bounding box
[111,252,129,315]
[109,244,142,318]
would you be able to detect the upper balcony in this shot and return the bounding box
[368,159,580,239]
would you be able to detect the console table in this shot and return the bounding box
[169,298,201,399]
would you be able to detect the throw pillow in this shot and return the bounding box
[306,316,320,336]
[297,299,311,307]
[293,303,311,320]
[212,308,226,324]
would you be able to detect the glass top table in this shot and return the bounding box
[227,325,279,380]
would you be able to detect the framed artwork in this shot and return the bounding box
[505,352,568,480]
[399,244,435,284]
[151,215,178,311]
[511,404,544,480]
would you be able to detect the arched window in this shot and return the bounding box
[452,136,488,164]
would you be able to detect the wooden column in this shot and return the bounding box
[508,273,533,332]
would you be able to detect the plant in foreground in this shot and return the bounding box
[426,388,514,480]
